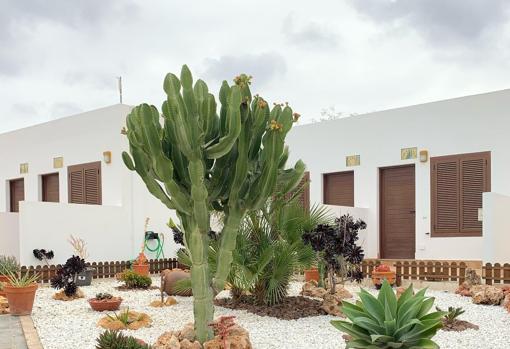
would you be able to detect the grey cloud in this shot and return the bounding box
[63,71,114,90]
[350,0,510,45]
[202,53,287,87]
[283,14,339,49]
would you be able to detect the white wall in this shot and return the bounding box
[18,201,133,265]
[482,192,510,263]
[0,213,20,260]
[286,89,510,261]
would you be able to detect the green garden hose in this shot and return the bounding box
[144,233,165,259]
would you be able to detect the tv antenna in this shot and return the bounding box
[117,76,123,104]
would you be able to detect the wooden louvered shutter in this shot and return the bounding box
[460,152,490,234]
[68,162,102,205]
[431,157,459,235]
[431,151,490,237]
[323,171,354,206]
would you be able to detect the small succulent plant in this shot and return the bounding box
[96,330,151,349]
[0,255,20,275]
[437,306,465,325]
[95,293,114,301]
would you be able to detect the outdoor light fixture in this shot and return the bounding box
[103,151,112,164]
[419,150,429,163]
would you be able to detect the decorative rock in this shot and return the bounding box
[53,288,85,301]
[179,323,196,342]
[471,285,505,305]
[301,280,327,298]
[0,296,9,314]
[321,293,344,317]
[455,282,473,297]
[97,310,152,330]
[181,339,202,349]
[465,268,482,287]
[203,324,252,349]
[150,297,178,307]
[503,294,510,313]
[161,269,192,296]
[334,286,353,300]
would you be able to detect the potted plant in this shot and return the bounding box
[304,266,320,282]
[371,264,396,289]
[68,235,95,286]
[0,255,20,283]
[89,292,123,312]
[4,271,39,315]
[132,218,150,276]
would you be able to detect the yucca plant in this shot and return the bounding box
[6,271,40,287]
[0,255,20,275]
[331,280,444,349]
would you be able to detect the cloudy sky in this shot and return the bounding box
[1,0,510,133]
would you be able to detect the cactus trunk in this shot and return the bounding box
[122,66,304,344]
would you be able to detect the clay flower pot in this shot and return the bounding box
[88,297,123,312]
[4,283,38,315]
[161,268,192,296]
[304,268,320,282]
[0,275,9,297]
[132,263,150,277]
[371,271,396,289]
[0,275,9,283]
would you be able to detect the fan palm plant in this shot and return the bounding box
[176,185,333,305]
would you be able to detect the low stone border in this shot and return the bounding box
[19,316,44,349]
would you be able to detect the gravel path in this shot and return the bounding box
[30,278,510,349]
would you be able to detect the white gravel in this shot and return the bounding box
[30,278,510,349]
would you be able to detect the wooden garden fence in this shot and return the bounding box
[482,263,510,285]
[21,258,181,283]
[362,260,467,286]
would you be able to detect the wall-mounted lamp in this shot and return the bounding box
[103,151,112,164]
[419,150,429,163]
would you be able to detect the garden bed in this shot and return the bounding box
[30,277,510,349]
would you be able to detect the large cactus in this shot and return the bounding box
[122,65,304,343]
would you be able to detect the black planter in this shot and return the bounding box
[76,267,95,286]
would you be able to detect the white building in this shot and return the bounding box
[0,104,181,265]
[286,89,510,263]
[1,89,509,266]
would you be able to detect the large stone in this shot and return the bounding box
[181,339,202,349]
[321,293,344,317]
[301,280,327,298]
[203,325,252,349]
[178,323,196,342]
[503,294,510,313]
[334,286,353,300]
[0,296,8,315]
[471,285,505,305]
[97,310,152,330]
[455,282,473,297]
[161,268,192,296]
[465,268,482,287]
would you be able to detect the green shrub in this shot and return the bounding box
[331,280,444,349]
[121,270,152,289]
[0,256,20,275]
[96,330,151,349]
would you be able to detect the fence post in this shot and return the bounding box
[395,261,402,286]
[459,262,467,285]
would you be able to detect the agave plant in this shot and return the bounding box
[331,280,444,349]
[436,306,465,325]
[96,330,151,349]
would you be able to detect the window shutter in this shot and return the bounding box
[68,162,102,205]
[84,164,101,205]
[431,151,490,237]
[431,158,459,234]
[460,153,490,233]
[323,171,354,206]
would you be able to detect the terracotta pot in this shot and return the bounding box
[0,275,9,283]
[161,268,192,296]
[371,271,396,289]
[132,263,150,277]
[88,297,123,312]
[304,268,320,282]
[4,283,38,315]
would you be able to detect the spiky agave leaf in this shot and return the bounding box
[331,280,444,348]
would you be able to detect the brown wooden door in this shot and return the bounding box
[42,173,59,202]
[9,178,25,212]
[380,165,415,259]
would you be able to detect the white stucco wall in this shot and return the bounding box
[0,213,20,260]
[286,89,510,261]
[482,192,510,263]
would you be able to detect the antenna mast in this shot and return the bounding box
[117,76,123,104]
